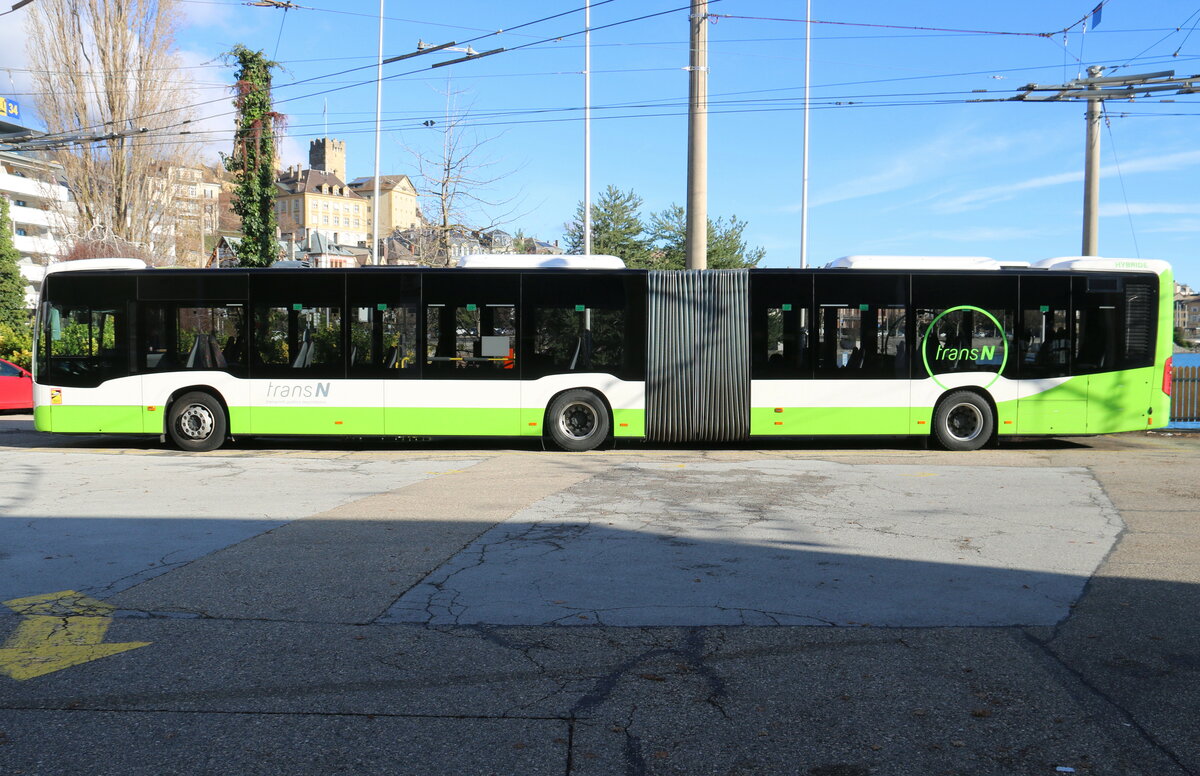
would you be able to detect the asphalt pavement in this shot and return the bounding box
[0,412,1197,776]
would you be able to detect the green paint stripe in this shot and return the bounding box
[247,407,383,436]
[519,408,544,437]
[245,406,522,436]
[33,406,52,432]
[612,409,645,438]
[750,406,910,436]
[38,405,145,434]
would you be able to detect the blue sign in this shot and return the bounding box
[2,98,19,120]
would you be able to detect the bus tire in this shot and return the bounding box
[168,391,227,452]
[933,391,993,451]
[547,389,610,452]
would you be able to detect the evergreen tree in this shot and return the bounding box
[647,204,765,270]
[223,45,282,268]
[0,197,27,328]
[564,185,652,265]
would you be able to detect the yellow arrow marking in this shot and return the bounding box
[0,590,150,681]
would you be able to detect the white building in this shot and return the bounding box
[2,118,76,291]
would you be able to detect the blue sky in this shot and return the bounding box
[4,1,1200,283]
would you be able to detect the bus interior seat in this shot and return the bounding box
[208,334,227,369]
[222,334,243,364]
[185,335,207,368]
[186,334,227,370]
[292,328,313,368]
[385,342,403,369]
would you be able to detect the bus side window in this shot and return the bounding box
[762,307,807,374]
[348,304,418,374]
[425,303,517,374]
[814,274,907,379]
[749,272,812,380]
[1019,276,1070,379]
[523,273,636,380]
[252,304,341,371]
[178,305,244,372]
[1072,276,1156,374]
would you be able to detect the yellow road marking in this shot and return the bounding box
[0,591,150,681]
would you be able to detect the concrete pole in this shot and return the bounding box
[1082,65,1103,257]
[371,0,385,265]
[685,0,708,270]
[583,1,592,256]
[799,0,811,269]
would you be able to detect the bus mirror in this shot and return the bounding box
[50,308,62,341]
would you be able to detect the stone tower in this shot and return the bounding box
[308,137,346,181]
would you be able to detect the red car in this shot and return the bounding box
[0,358,32,411]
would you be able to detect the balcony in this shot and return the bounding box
[13,233,64,259]
[11,204,52,228]
[0,172,69,203]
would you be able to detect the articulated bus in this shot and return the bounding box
[32,254,1173,452]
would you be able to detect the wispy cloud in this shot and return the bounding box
[782,125,1063,211]
[1099,202,1200,217]
[935,150,1200,213]
[1140,219,1200,234]
[853,225,1057,251]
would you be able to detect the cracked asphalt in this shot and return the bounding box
[1,414,1198,776]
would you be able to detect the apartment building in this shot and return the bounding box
[275,139,369,248]
[347,174,420,236]
[1,125,73,267]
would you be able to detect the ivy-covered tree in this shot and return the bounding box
[223,45,283,268]
[0,196,32,368]
[646,204,765,270]
[564,185,652,266]
[0,197,26,328]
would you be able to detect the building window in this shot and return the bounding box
[13,199,26,207]
[16,228,27,236]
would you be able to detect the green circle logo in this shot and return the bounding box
[920,305,1009,390]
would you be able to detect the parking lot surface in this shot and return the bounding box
[1,413,1198,775]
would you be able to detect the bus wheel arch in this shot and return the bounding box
[931,388,996,451]
[165,387,229,452]
[544,388,612,452]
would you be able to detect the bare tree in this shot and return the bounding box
[405,85,524,264]
[25,0,200,264]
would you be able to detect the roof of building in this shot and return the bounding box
[347,174,414,192]
[277,168,362,198]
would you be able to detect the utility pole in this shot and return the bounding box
[1082,66,1102,256]
[583,1,592,256]
[685,0,707,270]
[371,0,384,265]
[1013,68,1199,257]
[799,0,811,268]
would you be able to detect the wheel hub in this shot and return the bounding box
[178,404,215,440]
[946,403,983,442]
[560,402,597,440]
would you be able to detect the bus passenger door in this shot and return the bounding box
[1015,277,1082,434]
[409,274,523,437]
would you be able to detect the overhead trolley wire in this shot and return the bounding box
[17,0,637,143]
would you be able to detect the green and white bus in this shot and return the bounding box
[33,253,1173,452]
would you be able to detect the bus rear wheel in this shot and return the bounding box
[933,391,994,451]
[168,391,227,452]
[547,390,610,452]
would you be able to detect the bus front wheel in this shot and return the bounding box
[933,391,994,451]
[168,391,228,452]
[547,390,610,452]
